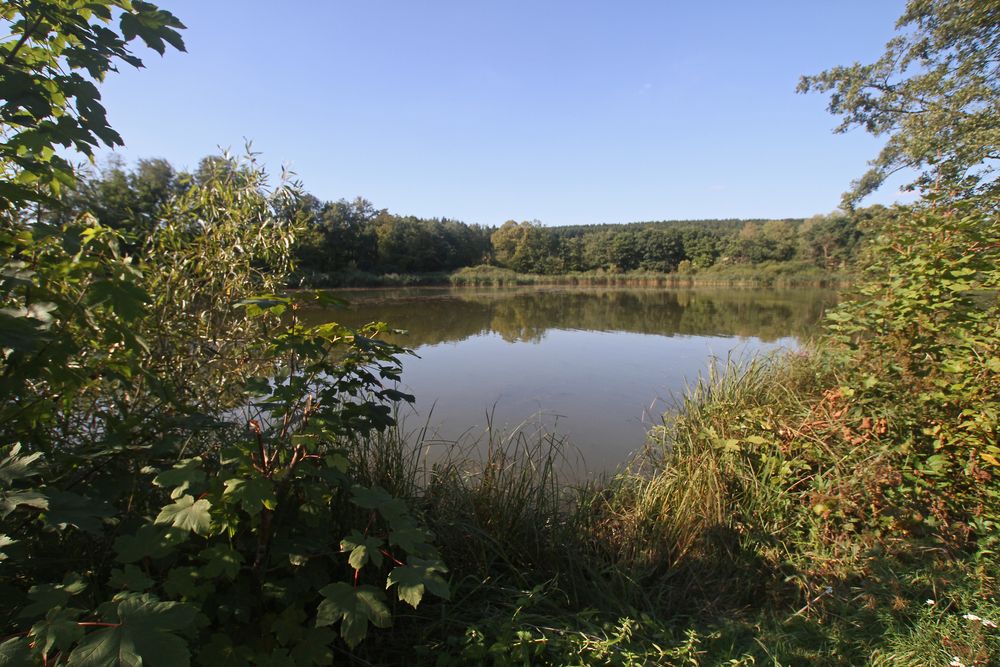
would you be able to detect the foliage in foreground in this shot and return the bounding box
[0,159,450,665]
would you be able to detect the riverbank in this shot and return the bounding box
[346,349,999,665]
[293,262,852,290]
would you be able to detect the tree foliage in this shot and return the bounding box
[49,161,871,282]
[1,6,449,665]
[810,0,1000,547]
[799,0,1000,203]
[0,0,185,211]
[1,154,451,664]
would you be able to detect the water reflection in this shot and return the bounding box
[301,286,838,472]
[304,286,836,345]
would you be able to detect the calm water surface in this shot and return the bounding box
[304,286,838,471]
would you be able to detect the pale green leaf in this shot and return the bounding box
[223,477,276,515]
[386,559,450,608]
[340,531,383,570]
[154,495,212,536]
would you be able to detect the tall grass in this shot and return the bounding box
[342,352,999,665]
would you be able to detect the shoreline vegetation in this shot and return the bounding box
[296,262,851,290]
[1,1,997,665]
[349,351,999,664]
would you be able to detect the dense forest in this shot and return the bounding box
[48,157,869,282]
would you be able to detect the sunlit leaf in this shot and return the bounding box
[386,558,449,608]
[154,495,212,536]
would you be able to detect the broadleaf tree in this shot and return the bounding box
[0,0,185,212]
[798,0,999,204]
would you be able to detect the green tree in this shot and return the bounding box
[557,235,585,272]
[491,220,556,273]
[1,6,449,663]
[637,228,684,272]
[680,228,720,269]
[608,230,642,271]
[582,230,614,270]
[57,157,185,239]
[726,220,798,264]
[797,212,862,269]
[798,0,1000,203]
[317,196,380,271]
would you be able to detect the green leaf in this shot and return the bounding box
[350,485,410,527]
[0,489,47,519]
[0,534,15,560]
[66,594,195,667]
[272,606,307,646]
[0,309,51,352]
[114,525,188,563]
[0,637,31,666]
[164,567,208,599]
[19,573,87,619]
[340,531,383,571]
[196,634,254,667]
[153,460,207,499]
[244,376,271,396]
[223,477,276,515]
[109,565,155,592]
[200,545,243,579]
[255,650,295,667]
[324,453,348,474]
[234,295,290,318]
[289,628,335,666]
[0,444,43,486]
[44,490,113,533]
[386,559,450,608]
[29,608,85,661]
[155,495,212,536]
[86,279,149,321]
[388,526,437,558]
[315,583,391,649]
[349,485,396,511]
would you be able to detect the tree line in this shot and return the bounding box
[49,157,872,282]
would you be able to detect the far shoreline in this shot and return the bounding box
[293,263,853,290]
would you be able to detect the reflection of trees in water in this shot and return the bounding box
[300,288,839,347]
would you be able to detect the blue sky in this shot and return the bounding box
[98,1,911,227]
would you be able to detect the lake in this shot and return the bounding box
[302,286,839,472]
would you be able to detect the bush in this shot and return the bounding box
[0,157,449,664]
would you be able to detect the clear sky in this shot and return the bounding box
[97,1,913,227]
